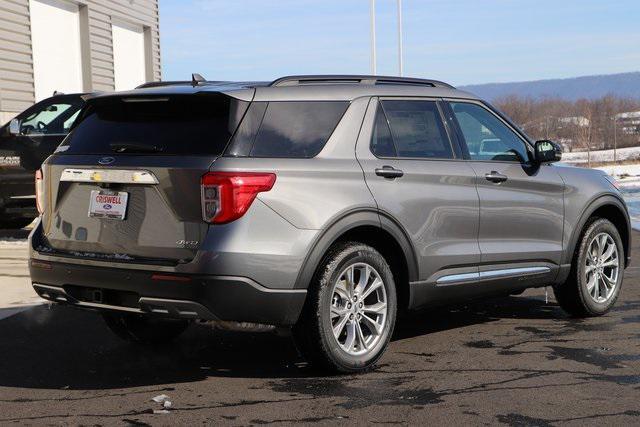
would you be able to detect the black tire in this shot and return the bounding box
[0,218,34,230]
[102,312,190,344]
[293,242,397,373]
[553,218,624,317]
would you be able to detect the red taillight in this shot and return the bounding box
[201,172,276,224]
[35,169,44,215]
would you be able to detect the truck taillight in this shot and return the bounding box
[35,169,44,215]
[201,172,276,224]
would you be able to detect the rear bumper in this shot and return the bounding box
[29,260,307,326]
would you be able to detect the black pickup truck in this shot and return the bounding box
[0,93,85,229]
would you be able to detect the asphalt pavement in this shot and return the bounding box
[0,229,639,425]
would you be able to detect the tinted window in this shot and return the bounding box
[20,99,83,135]
[60,95,248,155]
[371,105,396,157]
[249,101,348,158]
[450,102,529,162]
[225,101,268,157]
[374,100,453,159]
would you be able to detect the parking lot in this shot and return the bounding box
[0,229,639,425]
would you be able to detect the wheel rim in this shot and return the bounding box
[330,262,388,356]
[585,232,619,304]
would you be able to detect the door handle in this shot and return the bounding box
[375,166,404,179]
[485,171,508,183]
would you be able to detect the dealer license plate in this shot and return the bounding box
[88,190,128,220]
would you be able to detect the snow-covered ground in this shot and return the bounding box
[595,163,640,188]
[563,146,640,164]
[592,163,640,230]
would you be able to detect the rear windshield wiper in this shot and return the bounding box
[110,143,164,153]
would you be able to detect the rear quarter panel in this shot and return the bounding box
[205,97,378,289]
[211,97,376,230]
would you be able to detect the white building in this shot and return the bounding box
[615,111,640,135]
[0,0,161,124]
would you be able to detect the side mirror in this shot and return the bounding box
[8,118,20,136]
[534,140,562,163]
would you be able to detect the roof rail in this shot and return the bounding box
[269,75,455,89]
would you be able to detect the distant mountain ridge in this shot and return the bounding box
[459,72,640,101]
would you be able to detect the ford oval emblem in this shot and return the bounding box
[98,157,115,165]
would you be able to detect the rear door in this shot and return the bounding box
[356,98,480,307]
[40,93,249,263]
[446,100,564,283]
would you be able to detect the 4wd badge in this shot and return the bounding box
[176,240,199,248]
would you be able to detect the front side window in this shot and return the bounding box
[450,102,529,162]
[371,100,453,159]
[20,99,83,135]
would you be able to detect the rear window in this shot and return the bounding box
[372,100,453,159]
[58,95,248,155]
[226,101,349,158]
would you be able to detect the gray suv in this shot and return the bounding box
[29,75,631,372]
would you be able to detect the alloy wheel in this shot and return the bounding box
[584,232,619,303]
[330,262,388,356]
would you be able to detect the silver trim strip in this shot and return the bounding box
[60,168,159,184]
[435,272,479,284]
[33,283,217,319]
[479,266,550,280]
[436,266,551,286]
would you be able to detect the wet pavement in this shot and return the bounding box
[0,232,639,425]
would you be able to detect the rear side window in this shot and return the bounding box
[371,100,453,159]
[59,95,248,155]
[226,101,349,158]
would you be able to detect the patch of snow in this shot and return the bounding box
[595,164,640,189]
[563,146,640,164]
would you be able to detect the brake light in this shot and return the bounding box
[201,172,276,224]
[35,169,44,215]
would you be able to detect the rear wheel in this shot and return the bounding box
[554,218,623,317]
[102,312,190,344]
[0,218,34,230]
[294,242,397,373]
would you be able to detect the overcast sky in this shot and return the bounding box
[159,0,640,86]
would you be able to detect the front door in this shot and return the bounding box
[356,98,481,307]
[447,100,564,285]
[11,95,85,171]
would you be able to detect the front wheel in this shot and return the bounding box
[554,218,624,317]
[294,242,397,373]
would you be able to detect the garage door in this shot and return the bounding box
[112,21,147,91]
[29,0,84,101]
